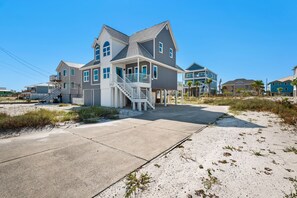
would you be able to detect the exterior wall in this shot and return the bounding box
[35,86,49,94]
[154,26,176,67]
[270,81,293,96]
[151,64,177,90]
[112,39,127,59]
[81,67,101,106]
[141,40,153,55]
[223,84,254,94]
[56,62,83,103]
[125,61,151,75]
[98,28,113,107]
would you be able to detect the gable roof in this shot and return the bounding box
[63,61,84,68]
[186,63,205,71]
[104,25,129,44]
[223,78,255,85]
[269,76,293,84]
[81,59,100,69]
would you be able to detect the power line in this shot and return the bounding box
[0,46,50,77]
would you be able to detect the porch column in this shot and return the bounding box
[144,102,147,111]
[160,90,163,104]
[120,92,123,108]
[150,62,152,85]
[181,87,184,105]
[137,102,142,111]
[137,58,140,82]
[164,89,167,107]
[175,90,178,105]
[132,102,136,110]
[115,86,118,108]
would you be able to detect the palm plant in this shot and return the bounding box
[195,81,200,97]
[277,87,283,95]
[187,81,193,98]
[291,78,297,99]
[251,80,264,96]
[206,79,213,96]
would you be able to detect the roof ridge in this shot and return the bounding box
[103,24,129,37]
[137,42,153,57]
[130,20,168,36]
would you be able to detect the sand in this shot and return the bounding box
[98,111,297,198]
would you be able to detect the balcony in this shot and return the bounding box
[50,75,61,82]
[125,73,150,84]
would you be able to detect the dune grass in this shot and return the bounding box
[76,106,119,123]
[198,98,297,126]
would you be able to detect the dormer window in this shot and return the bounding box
[169,48,173,58]
[103,41,110,57]
[95,45,100,61]
[159,42,163,53]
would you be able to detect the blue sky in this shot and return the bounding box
[0,0,297,91]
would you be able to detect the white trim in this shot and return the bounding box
[79,64,100,70]
[127,67,132,74]
[159,42,163,54]
[93,69,99,82]
[153,39,155,58]
[83,70,90,82]
[153,65,158,79]
[169,48,173,58]
[134,67,138,74]
[142,65,147,74]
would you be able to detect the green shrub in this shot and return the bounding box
[0,109,78,133]
[76,106,118,123]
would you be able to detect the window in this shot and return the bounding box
[93,69,99,81]
[103,67,110,79]
[63,69,67,76]
[142,65,147,74]
[153,65,158,79]
[83,70,89,82]
[159,42,163,53]
[103,41,110,57]
[127,68,132,74]
[95,45,100,60]
[63,83,67,89]
[169,48,173,58]
[71,82,75,89]
[134,67,138,74]
[71,69,75,76]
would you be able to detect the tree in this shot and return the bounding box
[277,87,283,95]
[291,78,297,99]
[206,79,213,96]
[195,81,201,97]
[251,80,264,96]
[187,81,193,97]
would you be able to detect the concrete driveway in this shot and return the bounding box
[0,105,227,198]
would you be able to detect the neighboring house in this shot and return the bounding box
[80,21,183,110]
[51,60,84,103]
[22,83,55,100]
[293,66,297,97]
[268,76,294,96]
[222,78,255,95]
[183,63,217,95]
[0,87,15,97]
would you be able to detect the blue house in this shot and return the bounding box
[184,63,218,95]
[268,76,293,96]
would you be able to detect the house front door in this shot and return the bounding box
[116,67,123,78]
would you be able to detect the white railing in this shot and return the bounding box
[114,74,139,99]
[126,73,150,84]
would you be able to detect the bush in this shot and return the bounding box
[0,109,78,133]
[76,106,118,123]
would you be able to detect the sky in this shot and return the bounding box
[0,0,297,91]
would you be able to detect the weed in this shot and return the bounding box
[202,169,221,191]
[195,189,219,198]
[125,172,151,198]
[283,180,297,198]
[223,145,241,152]
[223,152,232,157]
[252,151,264,157]
[218,160,228,164]
[283,147,297,155]
[76,106,118,123]
[199,165,204,169]
[268,150,276,154]
[154,164,161,168]
[58,103,70,107]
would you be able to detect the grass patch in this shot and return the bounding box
[283,147,297,155]
[76,106,118,123]
[58,103,70,107]
[202,169,221,191]
[125,172,151,198]
[195,98,297,126]
[0,109,78,133]
[283,180,297,198]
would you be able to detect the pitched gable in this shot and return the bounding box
[186,63,205,71]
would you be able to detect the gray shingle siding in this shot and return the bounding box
[81,67,100,90]
[154,27,176,67]
[125,61,151,75]
[141,40,154,56]
[152,64,177,90]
